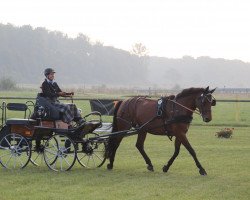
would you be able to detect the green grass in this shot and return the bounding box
[0,91,250,199]
[0,126,249,200]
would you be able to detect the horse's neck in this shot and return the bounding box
[176,95,197,114]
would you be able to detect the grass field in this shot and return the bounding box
[0,90,250,200]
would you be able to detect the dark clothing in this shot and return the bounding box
[41,79,62,102]
[53,102,80,123]
[40,79,81,123]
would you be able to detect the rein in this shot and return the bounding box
[169,99,201,116]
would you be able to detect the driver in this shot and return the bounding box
[41,68,84,125]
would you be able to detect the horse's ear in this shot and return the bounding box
[209,88,216,94]
[204,86,209,93]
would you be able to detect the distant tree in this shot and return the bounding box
[130,43,149,83]
[94,40,104,46]
[0,77,17,90]
[131,43,148,57]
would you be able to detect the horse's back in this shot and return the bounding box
[118,97,156,115]
[116,97,158,128]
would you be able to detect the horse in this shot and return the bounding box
[105,86,216,175]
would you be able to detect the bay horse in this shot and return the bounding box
[105,86,216,175]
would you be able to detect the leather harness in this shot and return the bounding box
[156,96,193,141]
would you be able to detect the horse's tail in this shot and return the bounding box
[105,100,123,159]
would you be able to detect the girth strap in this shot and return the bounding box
[157,97,166,117]
[156,97,172,140]
[156,97,194,141]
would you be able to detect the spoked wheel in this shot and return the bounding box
[29,139,48,166]
[77,132,106,168]
[44,134,76,171]
[0,133,31,169]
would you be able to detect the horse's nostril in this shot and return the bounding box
[204,118,211,122]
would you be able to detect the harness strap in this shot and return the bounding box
[156,96,197,141]
[117,96,200,142]
[156,97,173,141]
[157,97,167,117]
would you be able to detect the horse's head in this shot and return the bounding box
[196,86,216,122]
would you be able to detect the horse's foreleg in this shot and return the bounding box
[136,132,154,171]
[179,133,207,176]
[163,137,181,173]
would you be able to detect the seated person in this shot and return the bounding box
[40,68,84,125]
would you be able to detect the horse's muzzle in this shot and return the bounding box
[203,117,211,122]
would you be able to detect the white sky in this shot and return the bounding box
[1,0,250,62]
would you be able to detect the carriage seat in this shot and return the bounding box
[34,94,61,120]
[6,118,37,126]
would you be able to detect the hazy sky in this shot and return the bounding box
[1,0,250,62]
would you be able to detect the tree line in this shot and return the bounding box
[1,23,250,89]
[0,23,148,86]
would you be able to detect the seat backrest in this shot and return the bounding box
[6,102,30,119]
[0,101,33,125]
[7,103,28,111]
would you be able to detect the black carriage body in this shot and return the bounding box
[0,99,139,172]
[0,100,107,171]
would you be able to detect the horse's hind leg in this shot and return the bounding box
[107,137,123,170]
[136,132,154,171]
[163,137,181,173]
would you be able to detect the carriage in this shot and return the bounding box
[0,97,117,172]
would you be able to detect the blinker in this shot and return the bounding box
[211,99,216,106]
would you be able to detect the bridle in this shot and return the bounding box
[169,92,216,117]
[198,92,216,116]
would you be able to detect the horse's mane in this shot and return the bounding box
[176,87,205,99]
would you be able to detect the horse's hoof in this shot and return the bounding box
[162,165,169,173]
[199,168,207,176]
[107,164,113,170]
[147,165,154,171]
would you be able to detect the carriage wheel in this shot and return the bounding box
[77,133,106,168]
[29,139,47,166]
[44,134,76,171]
[29,138,58,166]
[0,133,31,169]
